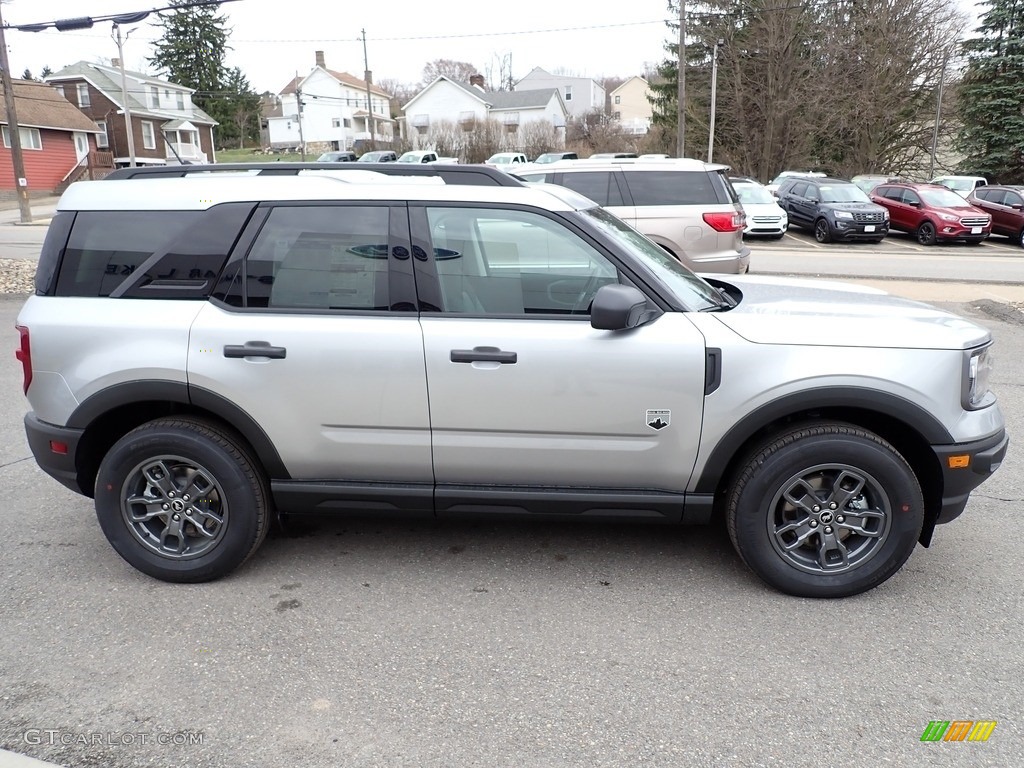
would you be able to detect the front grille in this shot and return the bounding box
[853,211,885,223]
[960,217,989,227]
[751,215,782,224]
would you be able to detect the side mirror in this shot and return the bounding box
[591,284,651,331]
[908,200,922,208]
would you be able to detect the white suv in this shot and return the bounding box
[517,158,750,274]
[15,164,1007,597]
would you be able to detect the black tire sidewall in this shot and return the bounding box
[95,424,263,582]
[731,432,923,598]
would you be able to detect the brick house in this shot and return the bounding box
[0,79,102,196]
[46,61,217,166]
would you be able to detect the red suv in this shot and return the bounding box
[967,185,1024,247]
[871,182,991,245]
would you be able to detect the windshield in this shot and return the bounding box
[734,184,777,205]
[489,155,512,164]
[819,185,871,203]
[937,178,972,192]
[579,207,724,311]
[397,155,419,163]
[534,154,559,164]
[920,187,974,207]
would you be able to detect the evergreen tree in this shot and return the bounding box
[148,1,232,144]
[223,67,261,149]
[955,0,1024,182]
[22,68,33,81]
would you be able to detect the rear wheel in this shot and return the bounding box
[95,417,271,583]
[916,221,937,245]
[726,422,923,598]
[1017,228,1024,248]
[813,218,832,243]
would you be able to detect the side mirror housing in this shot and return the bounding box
[591,284,651,331]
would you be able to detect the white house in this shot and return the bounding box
[401,75,567,142]
[266,51,393,151]
[514,67,605,120]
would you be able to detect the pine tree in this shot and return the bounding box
[223,67,261,149]
[955,0,1024,182]
[148,1,231,143]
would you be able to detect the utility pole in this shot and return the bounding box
[676,0,686,159]
[929,50,948,180]
[360,29,375,146]
[708,39,723,163]
[112,23,138,167]
[0,5,33,224]
[296,79,306,161]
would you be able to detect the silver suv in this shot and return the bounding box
[517,158,750,274]
[15,164,1006,597]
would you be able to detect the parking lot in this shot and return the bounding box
[759,225,1024,256]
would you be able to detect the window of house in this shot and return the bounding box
[332,118,341,128]
[77,83,90,108]
[613,112,621,121]
[2,126,42,150]
[425,207,618,316]
[176,92,185,109]
[614,95,621,105]
[141,121,156,150]
[564,86,572,101]
[344,118,352,128]
[242,206,392,310]
[148,86,159,108]
[94,121,109,148]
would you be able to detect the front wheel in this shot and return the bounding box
[813,218,832,243]
[726,422,923,598]
[95,417,271,583]
[916,221,937,245]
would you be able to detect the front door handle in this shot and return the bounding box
[224,341,287,359]
[450,346,517,364]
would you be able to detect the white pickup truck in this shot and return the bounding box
[396,150,460,164]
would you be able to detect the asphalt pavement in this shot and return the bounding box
[1,292,1022,767]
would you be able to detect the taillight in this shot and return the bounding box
[15,325,31,394]
[703,211,744,232]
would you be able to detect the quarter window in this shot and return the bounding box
[623,170,729,206]
[555,171,624,206]
[243,206,392,310]
[425,207,618,316]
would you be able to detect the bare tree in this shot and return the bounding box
[421,59,480,86]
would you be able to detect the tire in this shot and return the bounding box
[1018,228,1024,248]
[94,417,271,583]
[916,221,937,246]
[725,422,923,598]
[813,218,832,243]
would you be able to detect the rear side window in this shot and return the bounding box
[623,170,734,206]
[55,211,201,297]
[34,211,75,295]
[556,171,624,206]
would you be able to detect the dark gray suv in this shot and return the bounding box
[776,177,890,243]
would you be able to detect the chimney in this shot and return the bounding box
[315,50,326,68]
[112,58,121,68]
[469,74,485,90]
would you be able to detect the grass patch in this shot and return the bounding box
[216,148,316,164]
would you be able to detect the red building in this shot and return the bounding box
[0,79,102,196]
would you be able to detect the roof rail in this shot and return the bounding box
[104,162,524,187]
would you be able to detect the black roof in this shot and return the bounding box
[104,163,524,187]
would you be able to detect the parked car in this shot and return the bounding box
[766,170,826,194]
[589,152,639,159]
[871,182,991,245]
[397,151,459,164]
[967,185,1024,247]
[776,177,889,243]
[358,150,398,162]
[931,175,988,197]
[851,174,903,195]
[486,152,529,167]
[533,151,578,164]
[730,177,788,239]
[519,158,750,273]
[316,151,358,162]
[16,163,1006,597]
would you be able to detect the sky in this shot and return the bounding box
[2,0,676,93]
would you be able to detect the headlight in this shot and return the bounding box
[881,210,890,220]
[940,213,958,222]
[834,211,853,220]
[965,346,995,409]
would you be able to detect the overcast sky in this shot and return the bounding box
[3,0,675,93]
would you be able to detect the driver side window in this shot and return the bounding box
[425,207,618,316]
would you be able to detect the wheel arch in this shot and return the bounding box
[68,381,289,498]
[696,388,948,540]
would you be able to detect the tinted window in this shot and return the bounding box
[425,207,618,316]
[787,182,807,198]
[35,211,75,295]
[556,172,624,206]
[56,211,201,297]
[623,171,725,205]
[244,206,391,310]
[1005,191,1023,207]
[973,188,993,202]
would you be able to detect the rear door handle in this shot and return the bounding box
[450,346,517,364]
[224,341,287,359]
